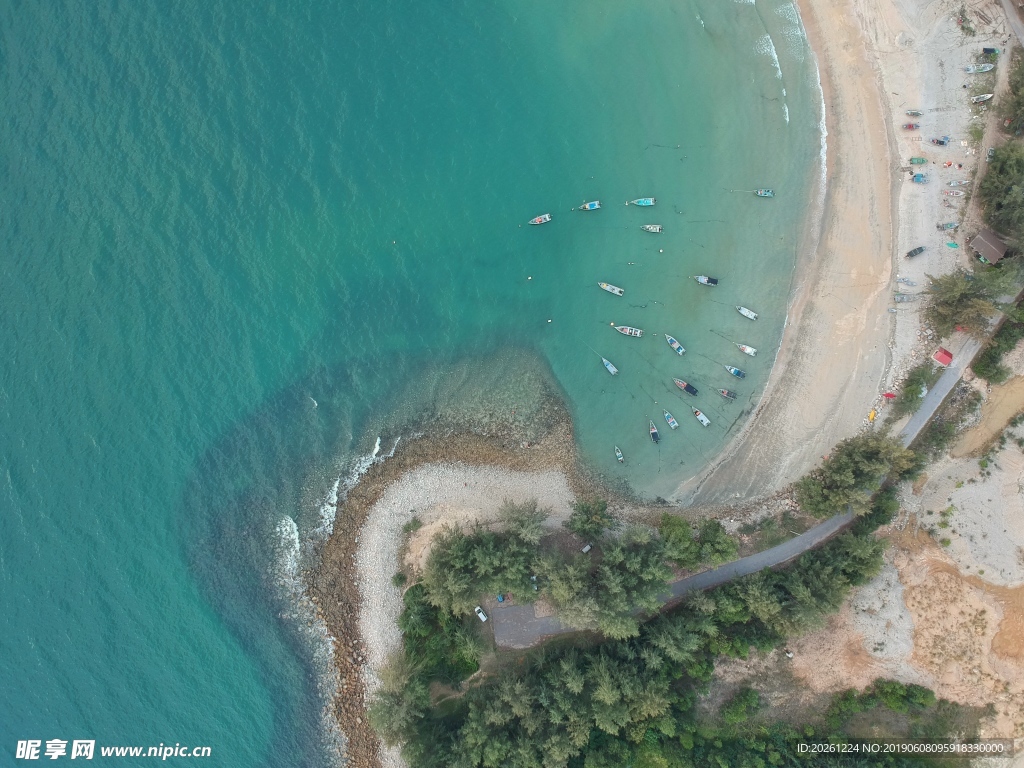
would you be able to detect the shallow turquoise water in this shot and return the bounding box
[0,1,821,765]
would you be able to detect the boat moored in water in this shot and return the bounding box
[735,343,757,356]
[599,282,624,296]
[664,410,679,430]
[641,224,663,233]
[736,306,758,320]
[615,445,624,463]
[649,421,660,443]
[626,197,656,206]
[577,200,601,211]
[693,275,719,286]
[724,364,746,379]
[602,357,618,375]
[691,407,711,427]
[615,325,643,337]
[665,335,685,355]
[718,388,737,400]
[755,189,774,198]
[529,213,552,225]
[673,378,698,396]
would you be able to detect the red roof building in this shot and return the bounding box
[933,347,953,367]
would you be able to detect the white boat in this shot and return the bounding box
[577,200,601,211]
[615,326,643,337]
[693,275,719,286]
[615,446,624,463]
[626,197,656,206]
[641,224,663,233]
[691,407,711,427]
[650,421,660,443]
[971,93,994,104]
[599,282,624,296]
[965,63,995,73]
[943,190,964,197]
[529,213,552,225]
[665,335,685,355]
[664,410,679,430]
[736,306,758,320]
[736,343,757,356]
[948,180,970,186]
[602,358,618,375]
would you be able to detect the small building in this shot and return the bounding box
[969,228,1008,265]
[933,347,953,367]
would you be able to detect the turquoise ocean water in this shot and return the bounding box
[0,1,822,765]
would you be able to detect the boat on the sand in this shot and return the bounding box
[650,421,660,443]
[718,388,738,400]
[972,93,994,104]
[602,357,618,375]
[931,136,950,146]
[599,282,624,296]
[665,334,685,355]
[736,306,758,320]
[615,445,624,463]
[724,364,746,379]
[673,378,698,396]
[948,180,970,186]
[902,123,920,130]
[693,275,719,286]
[691,407,711,427]
[755,189,774,198]
[909,157,927,164]
[529,213,552,225]
[965,63,995,73]
[943,190,964,197]
[735,343,757,356]
[664,410,679,430]
[626,198,656,206]
[615,325,643,337]
[577,200,601,211]
[641,224,663,233]
[906,109,923,116]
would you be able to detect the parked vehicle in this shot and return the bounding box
[474,606,488,622]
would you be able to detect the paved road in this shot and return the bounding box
[998,0,1024,46]
[493,337,984,650]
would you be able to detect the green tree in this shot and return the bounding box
[925,269,997,337]
[721,687,761,724]
[659,513,701,569]
[696,520,738,565]
[979,141,1024,245]
[565,498,619,540]
[500,499,550,545]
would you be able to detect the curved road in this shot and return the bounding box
[493,333,981,650]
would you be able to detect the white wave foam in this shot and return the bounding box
[784,103,790,124]
[754,33,784,80]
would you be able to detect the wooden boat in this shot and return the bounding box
[615,446,624,463]
[641,224,663,233]
[664,410,679,430]
[735,343,757,356]
[937,222,958,231]
[717,388,738,400]
[909,157,927,164]
[673,378,698,396]
[529,213,552,225]
[649,421,660,443]
[948,180,970,186]
[906,110,923,116]
[626,198,656,206]
[893,293,918,303]
[931,136,950,146]
[724,364,746,379]
[602,357,619,375]
[755,189,774,198]
[665,334,685,355]
[691,407,711,427]
[599,282,624,296]
[736,306,758,320]
[965,63,995,73]
[615,325,643,337]
[971,93,994,104]
[902,123,920,130]
[693,275,719,286]
[577,200,601,211]
[943,190,964,197]
[912,173,927,184]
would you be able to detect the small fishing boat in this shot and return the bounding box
[912,173,927,184]
[673,378,698,396]
[902,123,920,130]
[641,224,663,233]
[724,364,746,379]
[735,343,757,356]
[717,388,737,400]
[931,136,950,146]
[937,222,958,231]
[577,200,601,211]
[693,275,719,286]
[650,420,660,443]
[971,93,994,104]
[615,325,643,337]
[736,306,758,320]
[897,277,917,286]
[664,410,679,430]
[755,189,774,198]
[626,197,656,206]
[948,180,970,186]
[665,335,685,355]
[529,213,552,225]
[909,157,927,164]
[906,110,923,116]
[599,282,625,296]
[602,358,618,375]
[691,407,711,427]
[965,63,995,73]
[615,446,624,463]
[943,190,964,197]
